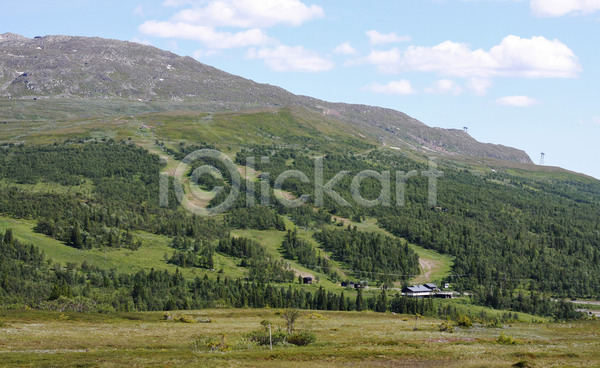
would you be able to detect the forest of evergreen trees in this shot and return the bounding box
[0,228,580,320]
[313,226,420,284]
[0,141,597,320]
[281,229,338,280]
[233,147,600,299]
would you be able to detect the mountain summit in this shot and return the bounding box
[0,33,531,163]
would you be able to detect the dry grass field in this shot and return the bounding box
[0,309,598,367]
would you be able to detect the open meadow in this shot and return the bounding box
[0,309,598,367]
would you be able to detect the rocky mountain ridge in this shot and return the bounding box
[0,33,532,163]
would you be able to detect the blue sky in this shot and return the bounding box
[2,0,599,178]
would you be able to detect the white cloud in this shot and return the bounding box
[361,48,402,73]
[139,21,274,49]
[171,0,324,28]
[247,45,334,72]
[333,42,357,55]
[461,0,600,17]
[365,80,416,95]
[592,116,600,125]
[489,36,580,78]
[134,5,145,17]
[163,0,195,6]
[496,95,538,107]
[425,79,463,95]
[366,30,411,45]
[466,77,492,95]
[531,0,600,17]
[360,35,581,79]
[141,0,323,56]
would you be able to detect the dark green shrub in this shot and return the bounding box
[287,330,316,346]
[456,314,473,328]
[247,321,287,346]
[246,329,287,346]
[438,320,454,333]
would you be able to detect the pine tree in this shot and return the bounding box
[3,228,14,244]
[70,223,84,249]
[356,288,364,311]
[376,289,387,312]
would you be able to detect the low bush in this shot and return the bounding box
[456,314,473,328]
[497,332,518,345]
[287,330,316,346]
[192,334,231,352]
[246,320,286,346]
[438,320,454,333]
[486,318,503,328]
[246,329,287,346]
[206,334,231,352]
[175,314,197,323]
[246,319,317,347]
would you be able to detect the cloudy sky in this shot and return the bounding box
[2,0,600,178]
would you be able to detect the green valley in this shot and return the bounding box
[0,33,599,367]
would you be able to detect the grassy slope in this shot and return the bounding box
[329,217,454,285]
[0,106,583,290]
[0,179,95,197]
[0,309,593,368]
[3,107,596,310]
[230,227,343,293]
[0,215,346,293]
[0,100,589,185]
[354,218,454,285]
[0,106,375,152]
[0,216,244,280]
[0,211,444,298]
[0,151,453,292]
[145,134,446,290]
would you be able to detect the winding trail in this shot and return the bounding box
[411,258,440,285]
[330,216,452,284]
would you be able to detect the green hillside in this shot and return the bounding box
[1,33,599,368]
[0,40,598,321]
[0,122,596,320]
